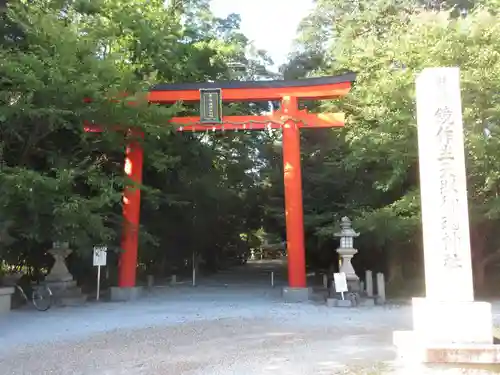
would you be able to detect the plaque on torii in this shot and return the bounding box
[199,88,223,124]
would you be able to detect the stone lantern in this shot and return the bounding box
[334,217,360,291]
[46,241,73,283]
[45,241,86,306]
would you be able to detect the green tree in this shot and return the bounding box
[0,0,181,269]
[278,0,500,294]
[0,0,273,284]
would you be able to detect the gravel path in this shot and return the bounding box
[1,262,500,374]
[0,315,395,375]
[0,289,401,375]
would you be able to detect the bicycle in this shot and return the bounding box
[14,279,53,311]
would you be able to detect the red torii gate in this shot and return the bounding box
[98,73,355,301]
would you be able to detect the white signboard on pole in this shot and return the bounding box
[334,272,348,300]
[93,246,107,266]
[93,246,107,301]
[334,272,348,293]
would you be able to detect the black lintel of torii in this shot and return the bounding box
[150,72,356,92]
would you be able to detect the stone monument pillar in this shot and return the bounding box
[393,68,496,364]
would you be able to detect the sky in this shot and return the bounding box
[210,0,314,69]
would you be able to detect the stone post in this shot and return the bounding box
[365,270,374,297]
[0,287,15,313]
[147,275,154,289]
[376,272,385,304]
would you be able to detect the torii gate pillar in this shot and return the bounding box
[281,96,307,297]
[111,135,144,302]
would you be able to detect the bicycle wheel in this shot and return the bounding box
[31,285,52,311]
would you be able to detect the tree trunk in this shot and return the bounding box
[471,224,488,294]
[387,247,404,286]
[327,261,336,297]
[474,260,486,293]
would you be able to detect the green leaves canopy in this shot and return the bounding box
[276,0,500,287]
[0,0,271,275]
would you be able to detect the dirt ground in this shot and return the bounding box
[1,261,500,375]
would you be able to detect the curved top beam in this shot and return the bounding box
[151,72,356,91]
[148,72,356,103]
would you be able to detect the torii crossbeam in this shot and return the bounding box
[89,73,356,301]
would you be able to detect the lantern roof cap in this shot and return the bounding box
[334,216,359,238]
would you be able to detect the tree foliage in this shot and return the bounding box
[0,0,273,282]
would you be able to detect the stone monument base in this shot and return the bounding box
[347,278,361,293]
[282,287,311,303]
[326,294,377,308]
[359,296,376,306]
[326,298,353,307]
[394,332,500,364]
[46,279,87,306]
[393,298,498,364]
[110,286,143,301]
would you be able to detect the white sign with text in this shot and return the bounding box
[334,272,348,293]
[93,246,107,267]
[93,246,107,301]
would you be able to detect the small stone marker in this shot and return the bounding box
[147,275,154,288]
[376,272,385,304]
[365,270,373,297]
